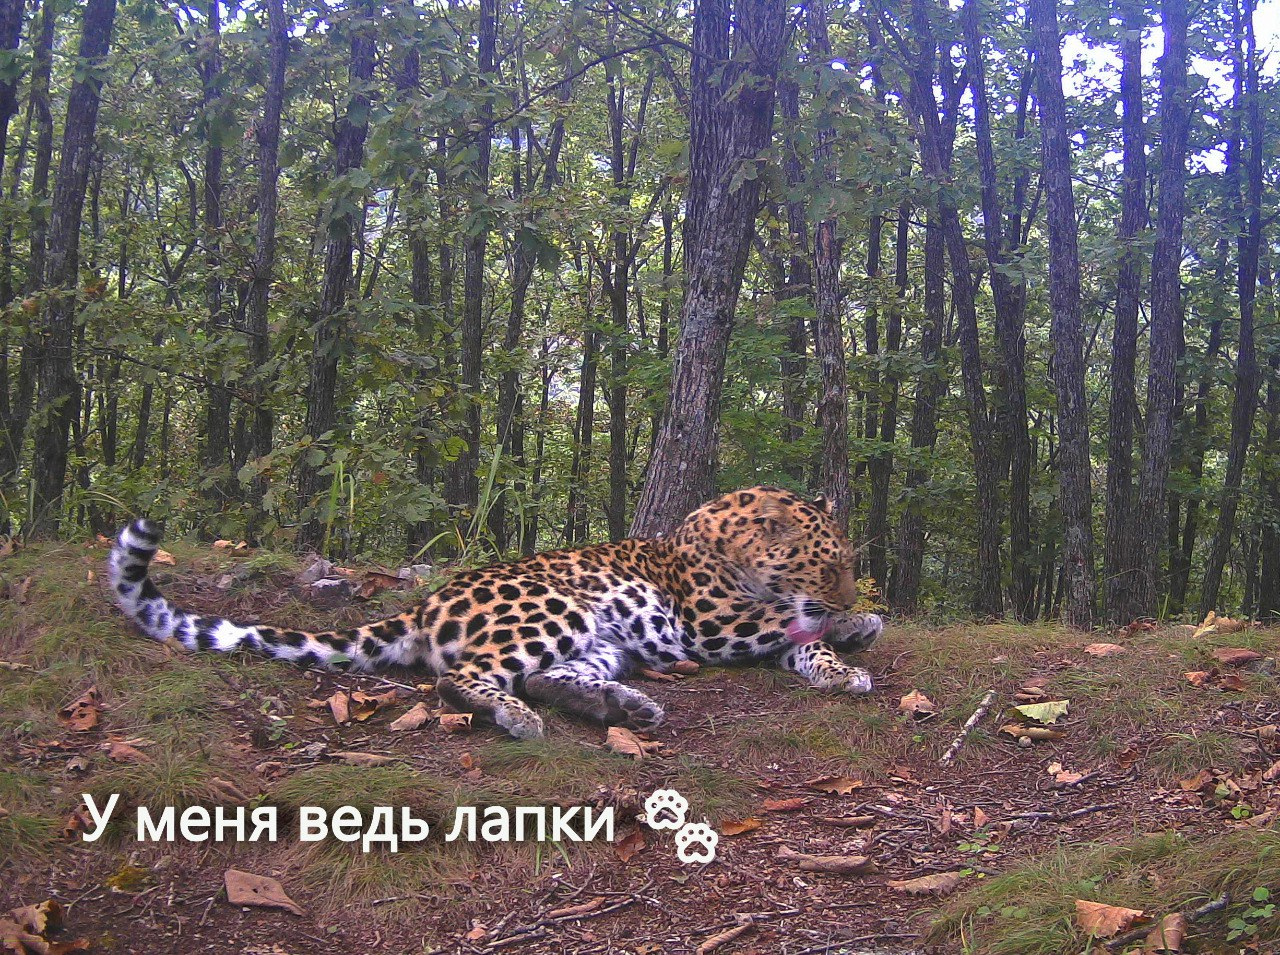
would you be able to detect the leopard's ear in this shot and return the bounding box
[812,494,832,516]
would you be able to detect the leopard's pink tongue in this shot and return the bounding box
[786,619,829,645]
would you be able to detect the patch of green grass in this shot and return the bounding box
[1148,730,1248,784]
[656,757,754,822]
[113,666,224,724]
[0,767,58,858]
[479,736,631,800]
[934,829,1280,955]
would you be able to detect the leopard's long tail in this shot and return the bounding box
[108,519,424,671]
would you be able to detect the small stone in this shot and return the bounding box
[306,576,353,607]
[1017,736,1033,748]
[215,574,236,591]
[397,563,433,581]
[298,558,337,585]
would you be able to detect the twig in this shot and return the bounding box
[1011,803,1118,823]
[939,689,997,766]
[1104,892,1231,950]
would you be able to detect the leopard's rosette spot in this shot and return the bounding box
[674,822,719,864]
[643,788,689,831]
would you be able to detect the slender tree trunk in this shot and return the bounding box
[1103,0,1148,623]
[777,79,811,481]
[296,0,375,551]
[29,0,117,537]
[242,0,286,539]
[1201,0,1263,615]
[1133,0,1191,615]
[1029,0,1096,627]
[1259,345,1280,619]
[630,0,787,537]
[565,253,598,544]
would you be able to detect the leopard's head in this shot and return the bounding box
[678,486,861,620]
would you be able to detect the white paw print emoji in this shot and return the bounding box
[643,788,689,831]
[674,821,719,864]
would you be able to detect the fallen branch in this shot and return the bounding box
[776,848,878,875]
[1010,803,1118,827]
[939,689,997,766]
[1104,892,1231,951]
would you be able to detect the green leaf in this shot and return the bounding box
[1006,700,1070,725]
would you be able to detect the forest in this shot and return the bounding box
[0,0,1275,629]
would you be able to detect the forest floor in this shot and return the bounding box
[2,539,1279,955]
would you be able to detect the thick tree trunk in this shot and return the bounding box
[29,0,117,537]
[891,208,944,613]
[1133,0,1191,615]
[1029,0,1096,628]
[630,0,787,537]
[963,0,1034,619]
[777,79,811,481]
[1103,0,1148,623]
[1201,0,1263,615]
[242,0,286,539]
[296,0,375,551]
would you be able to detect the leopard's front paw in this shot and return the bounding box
[839,667,874,695]
[497,707,545,739]
[829,612,884,652]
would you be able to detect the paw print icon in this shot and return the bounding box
[674,822,719,864]
[642,788,689,831]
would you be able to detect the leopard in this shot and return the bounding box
[108,485,884,739]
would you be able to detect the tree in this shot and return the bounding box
[630,0,788,537]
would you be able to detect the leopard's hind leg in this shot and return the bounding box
[438,664,545,739]
[523,641,665,731]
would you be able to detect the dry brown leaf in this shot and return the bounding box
[1085,643,1127,657]
[103,740,151,763]
[973,806,990,828]
[389,701,433,732]
[762,797,809,812]
[57,688,100,732]
[671,660,701,675]
[721,818,763,836]
[0,539,16,558]
[604,726,663,759]
[9,577,31,604]
[806,774,864,795]
[1179,768,1214,792]
[888,871,964,896]
[464,922,488,942]
[212,539,235,549]
[327,690,350,724]
[152,549,176,566]
[10,900,63,936]
[639,668,677,682]
[61,806,91,841]
[348,689,400,721]
[1212,647,1263,666]
[356,572,402,600]
[547,898,606,919]
[332,751,395,767]
[1144,912,1186,954]
[459,752,475,771]
[223,869,303,916]
[1219,673,1248,692]
[1074,899,1145,938]
[1262,759,1280,782]
[1184,669,1214,687]
[998,723,1065,741]
[776,847,878,875]
[439,712,473,733]
[614,827,646,863]
[695,922,754,955]
[898,689,937,718]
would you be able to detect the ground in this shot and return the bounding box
[2,538,1279,955]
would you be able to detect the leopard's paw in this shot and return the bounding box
[837,666,874,695]
[497,706,545,740]
[606,685,666,732]
[674,822,719,864]
[643,788,689,831]
[829,612,884,652]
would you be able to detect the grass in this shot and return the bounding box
[934,829,1280,954]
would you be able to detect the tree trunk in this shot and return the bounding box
[777,78,811,481]
[29,0,117,538]
[296,0,375,551]
[1133,0,1190,615]
[565,251,598,544]
[1103,0,1148,623]
[242,0,286,539]
[630,0,787,537]
[1259,346,1280,619]
[1029,0,1097,628]
[1200,0,1263,615]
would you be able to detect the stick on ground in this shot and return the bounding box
[939,689,997,766]
[1104,892,1230,950]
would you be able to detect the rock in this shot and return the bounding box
[298,558,336,585]
[397,563,433,581]
[306,576,353,607]
[215,574,236,591]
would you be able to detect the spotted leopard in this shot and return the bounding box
[109,486,884,738]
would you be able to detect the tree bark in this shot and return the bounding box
[1029,0,1097,628]
[630,0,787,537]
[29,0,118,537]
[1103,0,1148,623]
[1133,0,1190,615]
[296,0,375,551]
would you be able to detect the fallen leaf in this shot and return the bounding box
[806,774,864,795]
[547,897,606,919]
[1085,643,1127,657]
[464,922,488,942]
[61,805,92,841]
[327,691,350,724]
[1262,759,1280,782]
[389,701,432,732]
[0,661,33,671]
[349,689,400,721]
[439,712,473,733]
[721,818,763,836]
[999,723,1065,741]
[459,752,475,770]
[57,688,101,732]
[1074,899,1145,938]
[695,922,754,955]
[213,539,234,549]
[614,827,646,863]
[973,806,990,828]
[1055,770,1085,785]
[1008,699,1070,724]
[1144,912,1186,953]
[223,869,303,916]
[639,668,677,682]
[762,797,809,812]
[776,847,878,875]
[152,549,176,566]
[1178,769,1214,792]
[10,900,63,936]
[332,751,395,767]
[9,576,30,604]
[1218,673,1248,692]
[356,572,403,600]
[1184,670,1213,687]
[604,726,663,758]
[888,871,964,896]
[898,690,936,718]
[103,740,151,763]
[1212,647,1263,666]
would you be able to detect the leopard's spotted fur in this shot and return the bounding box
[109,486,884,738]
